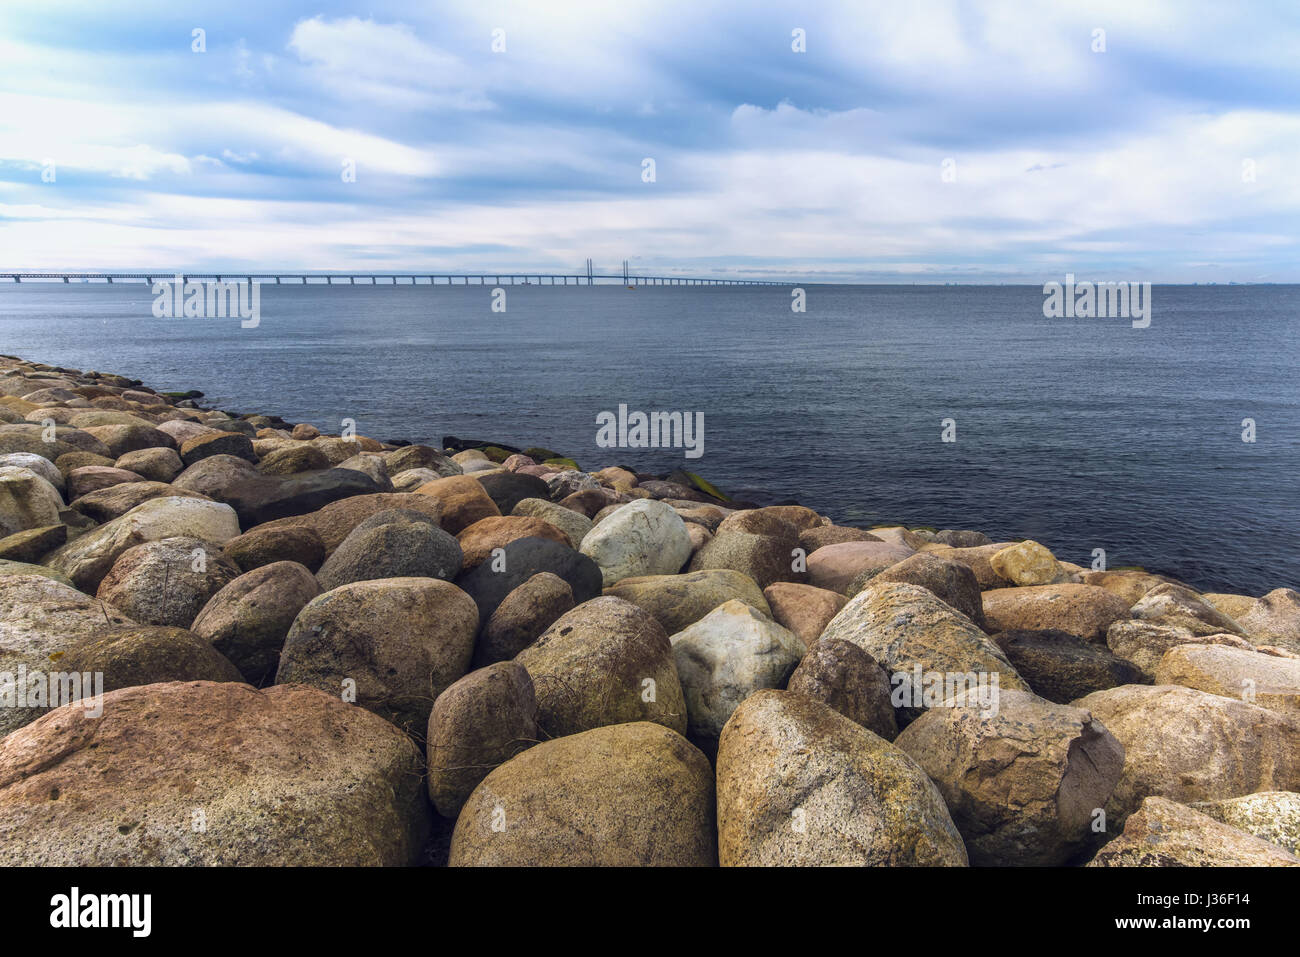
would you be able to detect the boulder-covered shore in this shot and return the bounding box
[2,353,1299,867]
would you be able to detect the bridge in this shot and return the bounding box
[0,260,789,287]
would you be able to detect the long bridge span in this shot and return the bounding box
[1,268,789,287]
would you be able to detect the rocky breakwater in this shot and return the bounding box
[1,353,1299,866]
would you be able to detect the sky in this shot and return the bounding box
[1,1,1298,282]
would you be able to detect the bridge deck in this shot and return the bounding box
[2,272,788,286]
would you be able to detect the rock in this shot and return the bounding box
[669,599,806,750]
[809,541,913,594]
[934,529,993,548]
[511,497,593,549]
[0,452,63,493]
[578,499,693,586]
[79,423,175,459]
[798,525,882,552]
[981,583,1130,643]
[0,560,73,587]
[46,497,241,592]
[923,542,1015,589]
[558,488,615,517]
[1105,620,1255,682]
[688,531,801,590]
[191,562,322,684]
[414,475,501,534]
[820,582,1027,722]
[715,509,799,541]
[0,575,137,737]
[1202,592,1261,622]
[65,465,145,500]
[58,625,243,693]
[456,515,570,569]
[222,524,325,573]
[171,453,259,497]
[1155,643,1300,722]
[992,629,1143,703]
[315,510,462,590]
[156,419,220,445]
[0,525,66,564]
[276,577,478,735]
[257,444,332,475]
[427,662,539,818]
[454,536,602,624]
[1129,583,1246,636]
[449,722,715,866]
[335,453,393,492]
[474,471,549,515]
[515,596,687,738]
[290,423,320,440]
[1189,791,1300,856]
[252,492,443,553]
[872,552,986,628]
[715,691,968,866]
[0,466,63,537]
[0,681,430,864]
[895,690,1125,865]
[1087,797,1300,867]
[869,526,931,551]
[475,572,575,665]
[786,638,897,739]
[383,445,460,478]
[1080,569,1173,606]
[607,568,771,635]
[761,582,846,645]
[179,431,256,466]
[220,467,389,527]
[391,467,444,491]
[96,535,242,628]
[310,437,363,464]
[0,423,110,462]
[1072,684,1300,825]
[546,470,600,500]
[989,540,1071,586]
[69,480,209,523]
[1237,588,1300,653]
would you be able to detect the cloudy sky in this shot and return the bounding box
[1,1,1297,281]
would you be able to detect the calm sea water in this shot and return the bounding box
[2,282,1297,595]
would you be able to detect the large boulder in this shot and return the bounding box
[895,689,1125,865]
[45,497,241,592]
[669,599,805,751]
[426,662,539,818]
[415,475,501,534]
[810,541,914,594]
[80,423,175,459]
[786,637,897,740]
[276,577,479,736]
[456,515,570,569]
[715,691,968,866]
[981,584,1130,643]
[1073,684,1300,826]
[179,430,256,466]
[1087,797,1300,867]
[1105,619,1255,681]
[511,497,593,550]
[819,582,1028,722]
[95,536,242,628]
[1237,588,1300,653]
[474,471,549,515]
[58,625,243,693]
[579,499,693,586]
[251,492,442,553]
[315,509,462,590]
[0,575,137,737]
[921,542,1015,590]
[989,540,1071,586]
[383,445,460,478]
[66,465,146,500]
[514,596,687,738]
[688,531,801,590]
[762,582,846,646]
[219,467,389,527]
[0,466,63,537]
[0,525,66,564]
[115,446,183,484]
[0,681,430,865]
[475,572,575,665]
[1190,791,1300,856]
[1129,583,1246,636]
[190,561,322,684]
[222,524,326,573]
[454,536,602,624]
[449,722,715,866]
[871,552,985,628]
[606,568,771,636]
[991,629,1143,703]
[1081,569,1175,606]
[1155,643,1300,722]
[0,452,63,494]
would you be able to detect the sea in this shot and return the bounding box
[2,281,1297,596]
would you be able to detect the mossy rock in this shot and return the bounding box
[683,471,728,501]
[543,457,579,470]
[480,445,513,464]
[524,447,561,462]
